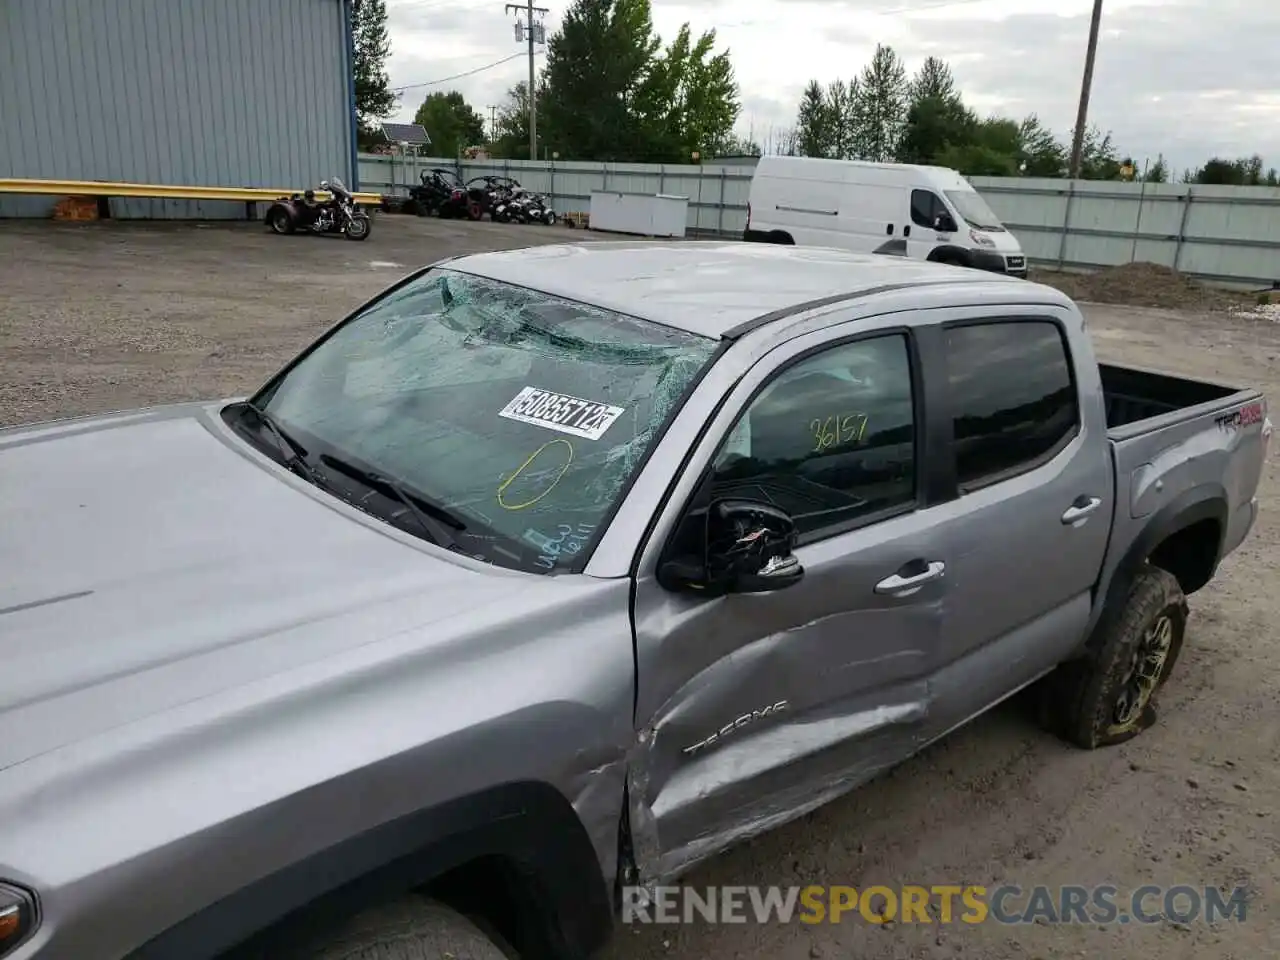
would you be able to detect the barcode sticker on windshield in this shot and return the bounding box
[499,386,625,440]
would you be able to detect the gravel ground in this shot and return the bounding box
[1029,262,1266,313]
[2,217,1277,958]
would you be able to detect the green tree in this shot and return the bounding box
[1190,154,1269,185]
[852,44,908,162]
[351,0,397,146]
[1017,115,1066,176]
[795,80,832,157]
[540,0,658,160]
[715,135,761,157]
[412,91,486,159]
[897,95,976,164]
[909,56,956,103]
[826,79,860,159]
[1142,155,1169,183]
[638,24,741,161]
[1069,124,1122,179]
[490,82,535,158]
[936,143,1019,177]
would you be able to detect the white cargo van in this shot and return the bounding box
[743,156,1027,278]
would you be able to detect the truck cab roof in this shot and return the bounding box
[444,241,1060,340]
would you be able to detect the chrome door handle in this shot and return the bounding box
[1061,497,1102,525]
[874,561,945,597]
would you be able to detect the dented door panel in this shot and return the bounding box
[629,521,944,881]
[626,316,949,885]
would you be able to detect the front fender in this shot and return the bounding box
[126,781,614,960]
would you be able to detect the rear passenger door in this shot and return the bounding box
[921,308,1113,741]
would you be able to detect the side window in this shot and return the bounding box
[910,189,943,228]
[707,334,916,537]
[946,320,1079,489]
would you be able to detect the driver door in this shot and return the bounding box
[629,321,951,883]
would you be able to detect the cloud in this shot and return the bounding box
[384,0,1280,172]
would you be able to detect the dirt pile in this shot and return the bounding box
[1029,261,1259,312]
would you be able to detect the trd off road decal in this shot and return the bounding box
[1214,401,1265,432]
[499,386,625,440]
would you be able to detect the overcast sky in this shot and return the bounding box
[384,0,1278,175]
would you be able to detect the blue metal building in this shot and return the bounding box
[0,0,360,218]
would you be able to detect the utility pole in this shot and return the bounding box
[506,1,548,160]
[486,104,499,141]
[1068,0,1105,180]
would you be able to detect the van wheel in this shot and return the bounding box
[291,897,511,960]
[768,231,795,245]
[1038,566,1187,749]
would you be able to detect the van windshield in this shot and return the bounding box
[945,190,1004,232]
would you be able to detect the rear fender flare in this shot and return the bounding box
[1087,484,1227,640]
[125,781,613,960]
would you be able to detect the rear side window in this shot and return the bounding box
[945,321,1079,489]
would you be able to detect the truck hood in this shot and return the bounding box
[0,403,534,771]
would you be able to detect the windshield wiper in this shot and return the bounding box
[236,401,322,484]
[318,453,466,550]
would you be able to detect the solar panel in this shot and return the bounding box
[380,122,432,146]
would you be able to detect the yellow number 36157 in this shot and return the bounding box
[810,414,868,453]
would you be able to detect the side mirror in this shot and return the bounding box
[660,499,804,596]
[707,499,804,594]
[932,213,956,233]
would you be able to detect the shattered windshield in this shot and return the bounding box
[254,268,718,574]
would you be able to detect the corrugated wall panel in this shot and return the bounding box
[0,0,354,218]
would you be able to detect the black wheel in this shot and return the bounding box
[283,897,510,960]
[344,214,371,241]
[268,208,293,235]
[543,211,558,226]
[1039,566,1188,749]
[467,200,484,221]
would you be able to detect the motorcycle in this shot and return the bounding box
[265,177,371,241]
[492,185,557,225]
[466,175,520,221]
[522,190,558,226]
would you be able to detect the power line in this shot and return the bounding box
[391,51,540,93]
[867,0,1007,15]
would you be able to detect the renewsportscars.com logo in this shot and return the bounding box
[621,884,1250,926]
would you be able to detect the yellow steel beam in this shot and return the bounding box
[0,178,382,206]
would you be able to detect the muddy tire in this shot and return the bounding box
[297,897,509,960]
[1039,565,1188,749]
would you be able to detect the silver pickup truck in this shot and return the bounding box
[0,243,1270,960]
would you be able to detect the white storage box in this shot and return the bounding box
[588,191,688,238]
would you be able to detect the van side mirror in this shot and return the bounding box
[932,213,957,233]
[659,499,804,596]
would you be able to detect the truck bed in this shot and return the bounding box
[1100,362,1241,432]
[1097,361,1267,605]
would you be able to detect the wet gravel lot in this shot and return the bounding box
[2,215,1277,959]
